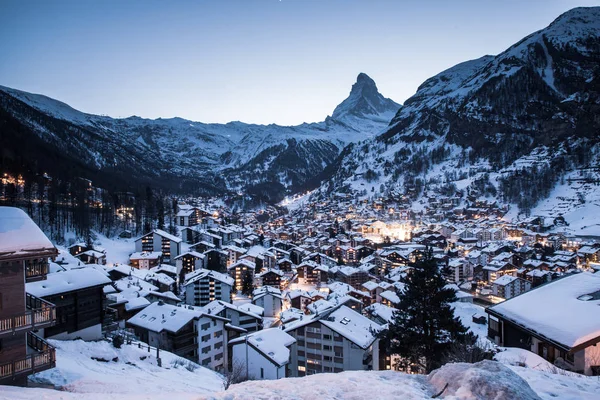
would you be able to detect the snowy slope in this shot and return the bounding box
[318,7,600,219]
[26,339,223,398]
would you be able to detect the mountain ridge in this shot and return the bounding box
[0,73,400,202]
[317,6,600,225]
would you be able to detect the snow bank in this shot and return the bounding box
[428,360,541,400]
[26,339,223,397]
[214,370,432,400]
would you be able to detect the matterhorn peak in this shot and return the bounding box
[331,73,400,122]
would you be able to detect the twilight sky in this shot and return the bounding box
[1,0,598,125]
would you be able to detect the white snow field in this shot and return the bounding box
[1,339,600,400]
[19,339,223,399]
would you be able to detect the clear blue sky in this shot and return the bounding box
[1,0,598,125]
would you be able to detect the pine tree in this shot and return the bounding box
[381,250,469,373]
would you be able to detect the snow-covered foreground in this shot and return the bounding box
[17,339,223,399]
[2,340,600,400]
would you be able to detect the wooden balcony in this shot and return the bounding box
[0,294,56,338]
[0,332,56,384]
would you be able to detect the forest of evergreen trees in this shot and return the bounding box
[0,171,178,244]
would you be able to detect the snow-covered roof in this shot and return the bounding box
[320,306,381,349]
[488,272,600,349]
[493,275,518,286]
[174,251,205,260]
[130,251,162,260]
[253,285,282,299]
[127,302,202,333]
[184,268,234,287]
[148,291,181,303]
[153,229,182,243]
[238,303,264,316]
[202,300,262,320]
[380,290,401,304]
[125,296,151,311]
[362,281,379,291]
[230,328,296,367]
[307,299,335,314]
[365,303,396,323]
[78,250,106,259]
[0,207,56,255]
[27,268,111,297]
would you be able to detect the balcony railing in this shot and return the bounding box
[0,294,56,337]
[0,332,56,383]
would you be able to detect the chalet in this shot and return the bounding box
[176,207,200,227]
[482,261,517,282]
[362,281,391,305]
[183,269,233,306]
[202,300,263,333]
[135,229,182,264]
[174,251,205,282]
[285,290,314,312]
[143,271,176,293]
[578,245,600,265]
[444,258,472,283]
[127,301,230,371]
[0,207,57,386]
[257,268,284,288]
[364,303,396,325]
[190,240,215,253]
[74,249,107,265]
[27,267,111,340]
[252,286,283,318]
[380,290,401,307]
[525,269,552,287]
[204,248,228,272]
[145,291,181,306]
[130,251,162,270]
[335,266,369,289]
[297,260,327,285]
[277,258,293,273]
[487,273,600,375]
[491,275,532,300]
[180,226,203,244]
[230,328,296,380]
[223,245,247,267]
[228,259,256,291]
[285,305,382,376]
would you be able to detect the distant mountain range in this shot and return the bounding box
[2,6,599,218]
[0,72,399,201]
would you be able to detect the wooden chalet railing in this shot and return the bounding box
[0,294,56,337]
[0,332,56,382]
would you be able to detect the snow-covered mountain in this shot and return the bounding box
[318,7,600,223]
[0,73,400,200]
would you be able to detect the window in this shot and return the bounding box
[201,322,210,331]
[214,331,222,338]
[323,345,332,351]
[202,346,211,354]
[202,334,211,342]
[324,355,332,362]
[298,365,306,372]
[202,358,211,366]
[323,334,332,341]
[260,368,264,379]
